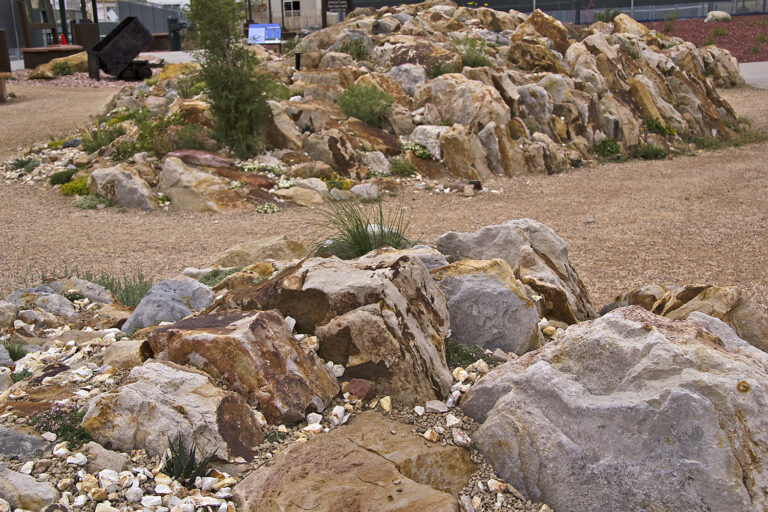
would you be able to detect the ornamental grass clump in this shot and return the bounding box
[314,197,413,259]
[164,436,214,489]
[336,84,393,129]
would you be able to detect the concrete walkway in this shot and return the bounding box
[740,62,768,89]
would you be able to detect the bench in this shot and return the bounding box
[21,45,84,69]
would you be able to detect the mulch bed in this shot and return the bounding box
[646,13,768,62]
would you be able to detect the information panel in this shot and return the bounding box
[248,24,282,44]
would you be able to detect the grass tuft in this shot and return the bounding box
[200,267,243,287]
[633,143,668,160]
[164,436,214,489]
[2,341,27,361]
[444,338,494,369]
[11,369,32,383]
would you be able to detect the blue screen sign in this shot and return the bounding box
[248,24,282,44]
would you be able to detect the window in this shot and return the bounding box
[284,0,300,17]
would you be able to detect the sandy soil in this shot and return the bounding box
[1,86,767,313]
[0,84,115,162]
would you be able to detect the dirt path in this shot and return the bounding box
[0,84,116,161]
[1,86,767,313]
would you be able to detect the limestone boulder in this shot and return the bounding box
[82,361,264,460]
[88,165,156,211]
[439,124,492,180]
[506,38,567,73]
[509,9,570,54]
[436,219,595,324]
[705,10,731,22]
[602,284,768,353]
[409,125,449,160]
[209,252,453,406]
[698,45,744,88]
[341,118,401,155]
[29,51,88,79]
[478,121,527,176]
[0,301,15,329]
[274,186,325,207]
[0,465,59,509]
[613,13,650,36]
[89,303,133,330]
[318,51,355,69]
[101,338,152,369]
[79,441,130,473]
[211,235,307,267]
[303,129,364,178]
[0,425,47,459]
[121,277,213,333]
[387,63,427,96]
[9,286,77,320]
[44,277,114,304]
[462,306,768,512]
[147,310,339,424]
[158,157,250,212]
[267,101,303,151]
[167,98,213,128]
[354,72,411,108]
[414,74,511,131]
[430,259,542,355]
[233,411,470,511]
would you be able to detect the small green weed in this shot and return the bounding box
[164,436,214,489]
[692,124,767,150]
[401,142,435,160]
[200,267,243,286]
[454,36,491,68]
[11,369,32,383]
[60,176,89,196]
[752,45,761,55]
[284,35,301,56]
[30,404,91,448]
[11,157,35,170]
[444,338,493,369]
[592,138,622,159]
[49,168,78,185]
[73,194,114,209]
[703,36,714,46]
[633,143,668,159]
[314,197,413,259]
[266,431,285,443]
[388,157,417,177]
[620,42,639,59]
[176,74,206,99]
[80,123,126,154]
[643,116,675,136]
[756,33,767,44]
[51,60,74,76]
[429,61,458,78]
[337,84,393,129]
[712,26,727,38]
[75,269,153,308]
[337,38,369,60]
[663,9,678,33]
[593,8,621,21]
[2,341,27,361]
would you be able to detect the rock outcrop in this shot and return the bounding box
[462,306,768,511]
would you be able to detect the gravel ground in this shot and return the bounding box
[1,86,767,313]
[646,14,768,63]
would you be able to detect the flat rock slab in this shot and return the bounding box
[233,411,469,512]
[0,425,48,460]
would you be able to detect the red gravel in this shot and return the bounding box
[646,14,768,62]
[9,70,136,89]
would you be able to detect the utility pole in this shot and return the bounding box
[58,0,69,43]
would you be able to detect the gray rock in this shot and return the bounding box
[350,183,380,200]
[409,125,450,160]
[327,30,373,55]
[400,245,449,270]
[0,426,48,459]
[361,151,390,176]
[0,347,11,368]
[45,277,115,304]
[79,441,130,473]
[387,63,427,97]
[88,165,156,211]
[430,259,543,355]
[9,287,77,320]
[318,51,354,69]
[0,465,59,509]
[121,277,213,333]
[17,309,58,328]
[436,219,595,324]
[462,306,768,512]
[0,301,16,329]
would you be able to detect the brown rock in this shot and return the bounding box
[102,338,152,370]
[167,98,214,128]
[341,118,401,156]
[354,73,411,108]
[347,378,373,399]
[210,235,307,267]
[510,10,570,55]
[439,124,492,180]
[613,13,650,36]
[147,310,339,424]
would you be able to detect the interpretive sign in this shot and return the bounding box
[248,24,281,44]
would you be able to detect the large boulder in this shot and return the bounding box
[430,259,542,355]
[0,301,17,329]
[0,425,47,459]
[121,277,213,333]
[43,277,114,304]
[462,306,768,512]
[601,284,768,353]
[439,124,492,180]
[613,13,650,36]
[158,156,250,212]
[147,310,339,424]
[387,63,428,96]
[413,74,511,131]
[233,411,471,511]
[209,252,453,406]
[82,361,264,460]
[9,286,77,320]
[210,235,307,267]
[0,465,59,509]
[436,219,595,324]
[29,51,88,79]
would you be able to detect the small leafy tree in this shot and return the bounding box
[187,0,271,158]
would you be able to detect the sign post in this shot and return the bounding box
[247,23,282,46]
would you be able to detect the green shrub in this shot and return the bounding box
[337,38,369,60]
[2,341,27,361]
[592,138,622,159]
[75,269,153,308]
[643,116,675,136]
[164,436,214,489]
[11,157,35,170]
[454,36,491,68]
[314,197,413,259]
[322,171,352,191]
[188,0,274,158]
[703,36,714,46]
[60,176,89,196]
[444,339,494,369]
[284,35,301,56]
[51,60,74,76]
[593,8,622,22]
[401,142,435,160]
[49,168,78,185]
[11,369,32,383]
[663,9,678,33]
[80,123,125,153]
[388,157,417,177]
[176,74,205,99]
[752,44,761,55]
[200,267,243,286]
[712,26,727,37]
[30,404,91,448]
[756,33,767,44]
[73,194,113,209]
[633,143,668,159]
[336,84,393,129]
[115,113,208,161]
[428,60,458,78]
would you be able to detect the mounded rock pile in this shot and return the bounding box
[2,216,767,512]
